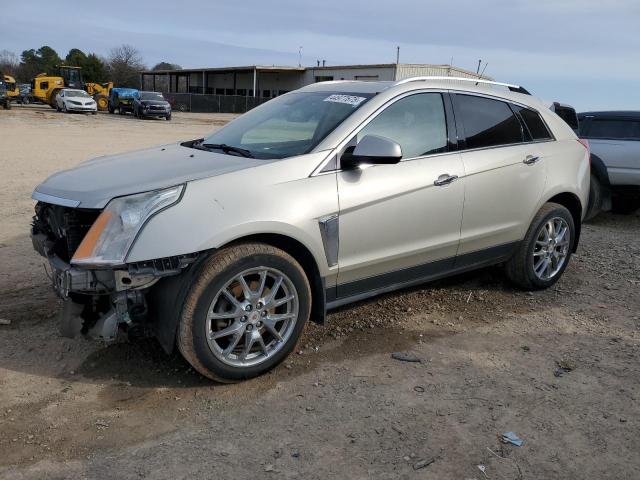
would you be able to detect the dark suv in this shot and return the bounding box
[132,91,171,120]
[579,111,640,217]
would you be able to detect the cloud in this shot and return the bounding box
[1,0,638,110]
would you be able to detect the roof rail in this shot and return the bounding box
[393,76,531,95]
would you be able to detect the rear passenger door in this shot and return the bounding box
[452,93,552,259]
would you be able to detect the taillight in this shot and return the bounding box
[577,138,591,166]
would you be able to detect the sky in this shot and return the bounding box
[1,0,639,111]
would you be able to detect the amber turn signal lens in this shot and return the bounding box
[71,210,113,261]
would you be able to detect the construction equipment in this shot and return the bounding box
[0,79,9,109]
[31,66,113,111]
[1,73,19,108]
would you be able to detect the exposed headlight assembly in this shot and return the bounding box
[71,185,184,266]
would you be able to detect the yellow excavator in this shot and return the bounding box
[31,66,113,111]
[1,73,20,109]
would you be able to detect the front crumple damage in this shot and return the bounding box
[32,201,197,342]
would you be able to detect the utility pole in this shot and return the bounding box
[298,46,303,67]
[395,46,400,81]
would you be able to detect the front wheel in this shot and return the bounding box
[177,243,311,382]
[165,113,171,121]
[505,203,575,290]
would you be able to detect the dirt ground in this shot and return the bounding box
[0,105,638,480]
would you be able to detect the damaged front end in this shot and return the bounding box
[32,198,195,343]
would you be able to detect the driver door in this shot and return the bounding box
[335,92,465,298]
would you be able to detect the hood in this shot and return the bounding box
[33,143,270,209]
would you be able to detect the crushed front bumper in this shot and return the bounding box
[32,230,196,342]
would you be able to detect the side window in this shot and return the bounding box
[587,119,640,140]
[357,93,448,159]
[513,106,553,141]
[456,94,523,149]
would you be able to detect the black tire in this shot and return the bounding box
[108,106,114,114]
[177,243,311,382]
[505,202,575,290]
[584,174,602,221]
[165,113,171,121]
[118,107,125,115]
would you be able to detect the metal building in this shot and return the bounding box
[139,63,491,113]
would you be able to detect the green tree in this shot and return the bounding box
[65,48,88,67]
[63,48,107,83]
[82,54,107,83]
[152,61,181,71]
[19,45,62,80]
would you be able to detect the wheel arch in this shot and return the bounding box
[150,233,327,355]
[590,154,611,186]
[545,192,582,253]
[224,233,326,327]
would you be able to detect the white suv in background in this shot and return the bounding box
[31,77,590,381]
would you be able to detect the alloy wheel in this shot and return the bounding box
[206,267,299,367]
[532,217,571,281]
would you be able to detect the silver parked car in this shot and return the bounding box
[578,111,640,218]
[56,88,98,114]
[31,77,590,381]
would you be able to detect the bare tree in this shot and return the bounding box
[107,44,147,88]
[0,50,19,76]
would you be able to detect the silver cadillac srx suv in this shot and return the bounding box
[31,77,590,381]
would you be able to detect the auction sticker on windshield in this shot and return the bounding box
[323,94,367,107]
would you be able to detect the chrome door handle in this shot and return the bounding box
[434,174,459,186]
[523,155,540,165]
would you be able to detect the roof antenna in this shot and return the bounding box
[476,62,488,85]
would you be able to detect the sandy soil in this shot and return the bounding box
[0,105,638,480]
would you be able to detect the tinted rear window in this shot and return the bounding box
[586,118,640,140]
[456,95,523,149]
[514,106,553,141]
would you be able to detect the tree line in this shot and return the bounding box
[0,45,181,88]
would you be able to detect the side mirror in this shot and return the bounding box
[341,135,402,170]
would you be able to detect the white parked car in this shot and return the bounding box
[32,77,590,382]
[56,89,97,114]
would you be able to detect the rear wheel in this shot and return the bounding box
[177,243,311,382]
[94,94,108,111]
[505,203,575,290]
[584,174,602,221]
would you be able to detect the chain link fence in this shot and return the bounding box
[162,93,271,114]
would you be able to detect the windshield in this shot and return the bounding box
[140,92,165,101]
[66,90,89,98]
[202,91,373,159]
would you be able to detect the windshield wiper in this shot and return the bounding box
[201,143,254,158]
